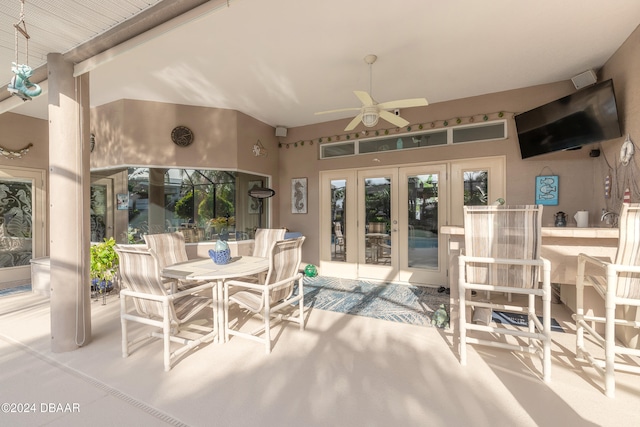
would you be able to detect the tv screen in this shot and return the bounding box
[515,79,622,159]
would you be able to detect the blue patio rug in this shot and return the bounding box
[300,276,450,327]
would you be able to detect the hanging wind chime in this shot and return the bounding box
[7,0,41,101]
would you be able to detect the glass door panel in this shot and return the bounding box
[399,164,448,285]
[358,168,397,281]
[0,179,33,268]
[320,170,357,278]
[331,179,347,262]
[90,182,109,242]
[0,167,46,288]
[450,157,505,225]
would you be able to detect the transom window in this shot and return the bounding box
[320,120,506,159]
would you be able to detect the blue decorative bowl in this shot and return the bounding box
[208,248,231,265]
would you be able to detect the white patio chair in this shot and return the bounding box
[248,228,287,284]
[575,203,640,397]
[144,232,190,292]
[334,221,345,259]
[116,247,216,372]
[252,228,287,257]
[458,205,552,382]
[224,236,305,354]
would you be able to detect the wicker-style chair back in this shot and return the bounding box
[265,237,305,303]
[612,203,640,299]
[252,228,286,258]
[116,247,174,320]
[143,232,189,270]
[463,205,542,289]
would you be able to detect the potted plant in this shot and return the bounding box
[90,237,119,296]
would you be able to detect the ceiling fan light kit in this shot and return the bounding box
[315,54,428,131]
[362,108,379,127]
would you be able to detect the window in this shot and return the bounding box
[320,120,506,159]
[321,142,355,158]
[123,168,268,244]
[452,121,506,144]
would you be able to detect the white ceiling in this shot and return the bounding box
[3,0,640,129]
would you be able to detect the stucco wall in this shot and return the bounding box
[599,23,640,208]
[0,112,48,169]
[278,81,602,265]
[91,99,242,170]
[599,22,640,348]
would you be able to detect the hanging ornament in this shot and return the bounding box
[604,175,611,199]
[8,0,41,101]
[0,143,33,159]
[624,188,631,204]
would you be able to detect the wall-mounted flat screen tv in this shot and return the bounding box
[515,79,622,159]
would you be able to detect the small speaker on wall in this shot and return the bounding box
[571,70,597,90]
[275,126,287,137]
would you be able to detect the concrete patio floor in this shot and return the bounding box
[0,288,639,427]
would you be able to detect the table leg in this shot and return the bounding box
[216,279,226,343]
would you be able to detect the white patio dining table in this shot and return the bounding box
[161,256,269,343]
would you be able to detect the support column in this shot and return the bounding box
[48,53,92,352]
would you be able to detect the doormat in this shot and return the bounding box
[492,310,564,333]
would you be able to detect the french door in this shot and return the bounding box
[320,164,447,285]
[0,166,46,289]
[319,157,504,286]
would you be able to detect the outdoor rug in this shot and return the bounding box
[301,276,450,327]
[493,310,564,333]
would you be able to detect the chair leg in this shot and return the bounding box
[528,294,535,347]
[604,296,616,398]
[459,285,467,366]
[575,277,585,360]
[121,296,129,358]
[163,302,171,372]
[298,298,304,331]
[264,303,271,354]
[542,288,551,383]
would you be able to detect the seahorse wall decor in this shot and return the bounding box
[7,63,42,101]
[294,180,305,212]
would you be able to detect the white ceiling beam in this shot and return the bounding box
[73,0,233,77]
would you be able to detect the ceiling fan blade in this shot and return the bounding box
[379,110,409,128]
[354,90,375,106]
[377,98,429,110]
[315,107,362,115]
[344,113,363,131]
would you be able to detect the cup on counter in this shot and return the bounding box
[574,210,589,228]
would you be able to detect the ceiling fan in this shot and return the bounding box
[315,54,428,131]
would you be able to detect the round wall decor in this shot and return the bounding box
[171,126,194,147]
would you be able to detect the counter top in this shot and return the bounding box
[441,225,619,239]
